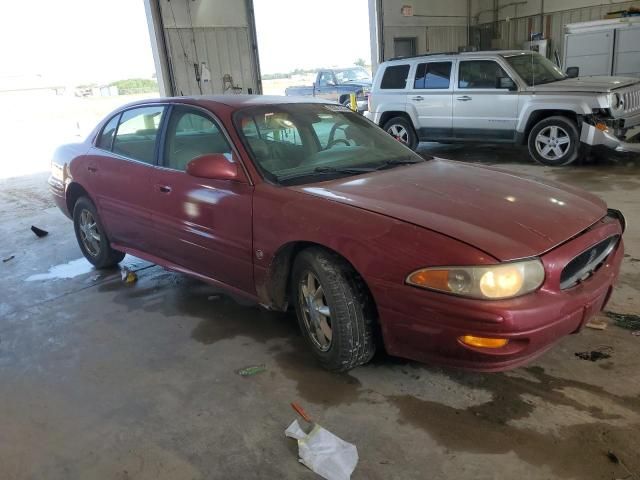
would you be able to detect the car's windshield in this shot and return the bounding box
[504,52,566,86]
[334,68,371,83]
[235,103,425,185]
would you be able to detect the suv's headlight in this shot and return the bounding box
[609,92,623,110]
[406,259,545,300]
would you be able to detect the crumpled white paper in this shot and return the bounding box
[285,419,358,480]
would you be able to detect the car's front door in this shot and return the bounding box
[407,61,454,140]
[150,105,254,292]
[87,105,166,251]
[316,71,338,101]
[452,59,519,141]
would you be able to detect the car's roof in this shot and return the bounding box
[128,94,333,110]
[383,49,530,64]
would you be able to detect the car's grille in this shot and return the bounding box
[621,88,640,115]
[560,235,619,290]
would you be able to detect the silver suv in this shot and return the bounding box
[365,50,640,165]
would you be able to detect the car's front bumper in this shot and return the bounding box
[372,215,624,372]
[581,112,640,153]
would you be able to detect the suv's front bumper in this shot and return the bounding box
[581,112,640,153]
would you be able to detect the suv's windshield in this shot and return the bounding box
[504,52,566,86]
[334,68,371,83]
[236,104,425,185]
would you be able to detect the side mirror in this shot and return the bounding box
[498,77,517,91]
[566,66,579,78]
[186,153,240,181]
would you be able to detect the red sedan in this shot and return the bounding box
[49,96,625,372]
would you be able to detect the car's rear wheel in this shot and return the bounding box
[73,196,125,268]
[528,116,580,166]
[383,116,418,150]
[292,247,376,372]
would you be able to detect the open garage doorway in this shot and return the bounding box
[252,0,373,95]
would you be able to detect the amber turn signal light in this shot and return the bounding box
[459,335,508,349]
[595,122,608,132]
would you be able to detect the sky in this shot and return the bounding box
[0,0,371,85]
[253,0,371,74]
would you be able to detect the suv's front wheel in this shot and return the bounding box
[528,116,580,166]
[383,117,418,150]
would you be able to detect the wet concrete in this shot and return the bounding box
[1,146,640,479]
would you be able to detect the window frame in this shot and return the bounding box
[95,112,122,152]
[413,61,453,90]
[456,59,515,90]
[159,105,234,172]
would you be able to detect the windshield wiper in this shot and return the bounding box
[277,166,376,182]
[375,158,425,170]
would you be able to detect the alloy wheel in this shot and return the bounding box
[387,124,409,144]
[299,271,333,351]
[78,209,101,257]
[535,125,571,161]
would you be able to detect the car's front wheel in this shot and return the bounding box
[73,196,125,268]
[383,116,418,150]
[528,116,580,166]
[292,247,376,372]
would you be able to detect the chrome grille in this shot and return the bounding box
[560,235,619,290]
[622,88,640,115]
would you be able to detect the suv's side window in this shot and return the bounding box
[112,106,165,164]
[96,114,120,150]
[458,60,510,89]
[163,107,232,171]
[414,62,452,89]
[380,64,410,89]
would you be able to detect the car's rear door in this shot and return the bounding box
[150,105,254,292]
[407,60,454,140]
[87,105,166,250]
[452,59,519,141]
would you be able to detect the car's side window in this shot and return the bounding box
[318,72,334,87]
[380,64,410,89]
[96,114,120,151]
[458,60,510,89]
[414,62,452,89]
[112,106,165,164]
[163,108,232,171]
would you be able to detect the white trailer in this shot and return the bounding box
[563,17,640,78]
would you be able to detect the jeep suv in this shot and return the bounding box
[365,50,640,165]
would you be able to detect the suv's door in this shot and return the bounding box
[151,105,254,292]
[452,59,519,141]
[407,60,454,140]
[87,105,165,250]
[316,71,338,101]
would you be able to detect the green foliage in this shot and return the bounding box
[354,58,367,67]
[109,78,158,94]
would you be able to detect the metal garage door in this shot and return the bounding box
[564,30,614,76]
[613,27,640,77]
[146,0,262,96]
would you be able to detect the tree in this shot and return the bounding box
[354,58,367,67]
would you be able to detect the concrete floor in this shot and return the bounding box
[1,145,639,480]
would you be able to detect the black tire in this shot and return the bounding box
[383,116,418,150]
[73,196,125,268]
[527,116,580,166]
[292,247,376,372]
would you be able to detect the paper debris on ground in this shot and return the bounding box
[285,419,358,480]
[121,267,137,284]
[585,318,607,330]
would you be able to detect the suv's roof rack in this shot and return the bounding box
[386,52,459,62]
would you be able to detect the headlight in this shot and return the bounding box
[406,259,545,300]
[609,93,623,110]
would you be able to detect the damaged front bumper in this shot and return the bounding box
[581,112,640,153]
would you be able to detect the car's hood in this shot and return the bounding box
[291,159,607,261]
[531,76,639,93]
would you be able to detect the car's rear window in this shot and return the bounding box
[380,64,410,89]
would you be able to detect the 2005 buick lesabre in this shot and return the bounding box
[49,95,625,372]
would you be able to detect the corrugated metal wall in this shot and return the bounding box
[473,0,640,59]
[427,26,469,53]
[164,26,259,95]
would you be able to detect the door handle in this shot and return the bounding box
[157,185,172,194]
[456,96,472,101]
[87,166,98,173]
[411,96,424,101]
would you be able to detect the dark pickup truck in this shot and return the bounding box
[285,67,371,112]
